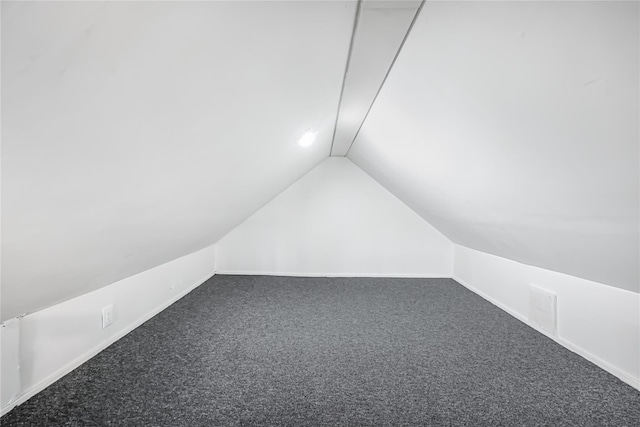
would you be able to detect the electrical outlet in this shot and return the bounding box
[102,305,114,329]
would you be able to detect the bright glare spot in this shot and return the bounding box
[298,130,317,147]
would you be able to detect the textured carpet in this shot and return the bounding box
[2,275,639,426]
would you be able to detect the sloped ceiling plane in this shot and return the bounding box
[2,0,638,321]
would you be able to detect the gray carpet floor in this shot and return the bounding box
[2,275,639,426]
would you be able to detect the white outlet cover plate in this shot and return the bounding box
[102,305,114,329]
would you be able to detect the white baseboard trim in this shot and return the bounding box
[452,275,640,391]
[215,270,449,279]
[1,269,216,417]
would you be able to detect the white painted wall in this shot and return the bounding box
[0,244,216,416]
[349,0,639,292]
[0,319,21,409]
[2,0,355,321]
[216,157,454,277]
[453,244,639,390]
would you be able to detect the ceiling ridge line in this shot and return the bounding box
[344,0,426,158]
[329,0,363,157]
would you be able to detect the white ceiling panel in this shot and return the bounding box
[330,0,421,156]
[348,1,639,291]
[1,0,356,320]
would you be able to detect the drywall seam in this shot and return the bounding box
[344,0,425,156]
[0,268,216,417]
[452,274,639,391]
[215,271,449,279]
[329,0,362,156]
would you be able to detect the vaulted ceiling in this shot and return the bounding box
[348,1,639,292]
[2,0,638,320]
[2,1,356,319]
